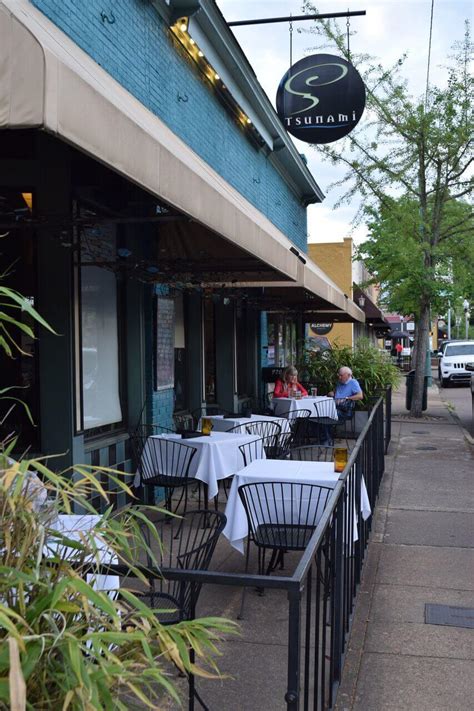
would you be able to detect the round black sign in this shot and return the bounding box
[311,323,333,335]
[276,54,366,144]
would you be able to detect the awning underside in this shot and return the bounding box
[353,286,390,329]
[216,287,363,322]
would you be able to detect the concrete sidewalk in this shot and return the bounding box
[335,382,474,711]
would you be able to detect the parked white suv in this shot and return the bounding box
[439,341,474,387]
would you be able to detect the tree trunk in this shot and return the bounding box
[410,303,430,417]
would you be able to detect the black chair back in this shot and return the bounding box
[238,481,333,551]
[239,437,265,467]
[132,432,197,486]
[130,424,176,467]
[244,420,281,438]
[286,408,312,447]
[288,445,335,462]
[265,431,294,459]
[313,398,338,423]
[141,510,226,623]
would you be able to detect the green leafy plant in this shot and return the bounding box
[0,279,237,708]
[0,452,237,709]
[0,284,57,426]
[298,338,401,405]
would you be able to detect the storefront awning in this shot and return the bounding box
[214,259,365,323]
[0,0,364,321]
[0,0,301,283]
[353,286,390,329]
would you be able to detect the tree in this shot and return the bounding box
[302,5,473,415]
[359,195,474,320]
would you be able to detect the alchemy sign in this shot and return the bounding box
[276,54,366,144]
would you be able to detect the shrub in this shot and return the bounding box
[298,338,401,405]
[0,451,236,709]
[0,281,236,708]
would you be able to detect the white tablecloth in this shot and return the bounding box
[271,396,338,420]
[207,414,291,434]
[135,432,265,500]
[48,514,119,593]
[223,459,371,553]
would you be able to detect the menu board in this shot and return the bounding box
[154,296,174,390]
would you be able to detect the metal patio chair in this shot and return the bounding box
[238,481,333,617]
[130,426,198,514]
[244,420,282,458]
[313,398,339,445]
[239,437,266,467]
[333,399,357,441]
[286,408,312,447]
[265,431,294,460]
[288,444,335,463]
[135,509,226,710]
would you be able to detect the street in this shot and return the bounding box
[436,371,473,434]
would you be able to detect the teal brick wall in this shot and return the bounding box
[143,284,175,429]
[31,0,308,251]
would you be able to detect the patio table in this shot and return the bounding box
[134,431,265,500]
[47,514,119,593]
[207,413,291,434]
[271,396,338,419]
[223,459,371,554]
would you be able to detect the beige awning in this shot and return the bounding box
[215,258,365,322]
[0,0,297,280]
[0,0,364,322]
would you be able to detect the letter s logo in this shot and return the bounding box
[284,63,348,116]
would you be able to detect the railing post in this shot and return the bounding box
[286,588,301,710]
[331,494,345,686]
[384,386,392,453]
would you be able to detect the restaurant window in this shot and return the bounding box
[0,189,39,451]
[203,298,216,403]
[77,217,125,437]
[267,315,297,368]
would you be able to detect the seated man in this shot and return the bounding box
[323,367,363,444]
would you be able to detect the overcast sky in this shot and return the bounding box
[217,1,472,244]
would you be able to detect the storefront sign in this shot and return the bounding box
[311,323,333,335]
[276,54,366,144]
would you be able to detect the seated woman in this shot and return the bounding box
[273,366,308,398]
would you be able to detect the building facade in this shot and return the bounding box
[0,0,364,506]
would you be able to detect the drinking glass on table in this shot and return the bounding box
[310,387,318,397]
[201,417,213,436]
[334,447,348,473]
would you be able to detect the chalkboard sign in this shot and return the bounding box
[154,296,174,390]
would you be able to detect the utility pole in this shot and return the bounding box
[447,305,451,339]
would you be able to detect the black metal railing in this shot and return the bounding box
[384,385,392,453]
[107,398,386,710]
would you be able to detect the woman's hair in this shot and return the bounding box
[283,365,298,381]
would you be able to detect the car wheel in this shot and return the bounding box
[441,377,450,388]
